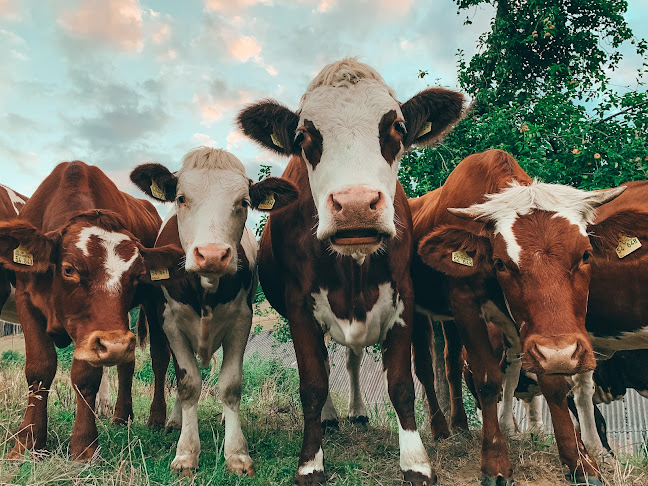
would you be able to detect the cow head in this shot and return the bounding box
[418,181,626,375]
[131,147,297,279]
[0,211,185,366]
[237,58,464,257]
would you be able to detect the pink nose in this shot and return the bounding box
[329,186,385,220]
[193,244,232,273]
[523,335,593,375]
[74,330,136,366]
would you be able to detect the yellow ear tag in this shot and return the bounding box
[13,245,33,266]
[416,121,432,139]
[258,193,275,210]
[451,250,473,267]
[615,235,641,259]
[150,268,170,281]
[270,133,284,149]
[150,180,165,200]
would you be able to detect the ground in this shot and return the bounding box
[0,336,646,485]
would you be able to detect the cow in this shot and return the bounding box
[237,58,465,485]
[0,161,184,461]
[130,147,298,475]
[0,184,27,323]
[411,149,632,485]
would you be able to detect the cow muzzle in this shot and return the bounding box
[523,334,595,375]
[192,244,234,275]
[74,330,136,366]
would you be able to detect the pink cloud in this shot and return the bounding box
[0,0,21,21]
[151,23,171,44]
[228,35,262,62]
[59,0,144,52]
[193,133,218,147]
[193,91,252,127]
[205,0,272,13]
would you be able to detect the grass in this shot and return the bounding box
[0,349,646,485]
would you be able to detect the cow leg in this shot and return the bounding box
[449,285,512,483]
[498,349,521,437]
[346,347,368,425]
[112,359,135,425]
[70,358,103,461]
[165,354,183,432]
[288,303,328,486]
[321,359,339,430]
[382,300,435,485]
[524,395,544,433]
[8,306,57,459]
[537,375,600,483]
[443,321,469,432]
[148,325,171,429]
[96,367,112,417]
[220,322,254,476]
[412,312,450,439]
[570,372,614,463]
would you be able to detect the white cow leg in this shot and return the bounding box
[498,350,521,437]
[346,347,368,424]
[220,324,254,476]
[572,371,614,463]
[96,367,112,417]
[524,394,544,433]
[166,390,183,431]
[321,359,339,428]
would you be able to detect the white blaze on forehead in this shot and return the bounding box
[75,226,138,293]
[1,184,26,214]
[459,180,601,265]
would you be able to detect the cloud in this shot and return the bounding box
[0,0,22,20]
[193,79,258,126]
[228,35,262,62]
[205,0,273,14]
[194,132,218,147]
[151,23,171,44]
[226,130,246,150]
[58,0,144,52]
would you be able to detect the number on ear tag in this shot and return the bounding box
[150,268,170,281]
[451,250,473,267]
[258,193,275,210]
[416,121,432,139]
[150,180,165,200]
[13,245,33,266]
[616,236,641,259]
[270,133,283,149]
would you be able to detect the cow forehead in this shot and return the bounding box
[177,168,250,201]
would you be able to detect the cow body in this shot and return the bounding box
[0,184,27,323]
[0,161,183,460]
[410,150,631,484]
[238,58,465,485]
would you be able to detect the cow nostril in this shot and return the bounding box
[94,337,107,354]
[572,341,583,360]
[529,343,545,362]
[194,247,205,263]
[221,247,231,263]
[330,193,342,212]
[369,192,381,210]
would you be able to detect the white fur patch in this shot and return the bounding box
[1,184,25,214]
[75,227,138,293]
[397,419,432,476]
[297,447,324,476]
[312,282,404,355]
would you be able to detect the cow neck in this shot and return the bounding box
[270,156,411,322]
[155,214,253,316]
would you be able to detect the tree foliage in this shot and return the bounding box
[400,0,648,196]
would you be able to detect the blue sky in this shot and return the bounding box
[0,0,646,222]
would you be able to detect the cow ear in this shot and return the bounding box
[139,244,187,284]
[250,177,299,212]
[418,225,492,277]
[130,163,177,202]
[0,220,57,273]
[401,87,465,148]
[237,100,300,156]
[589,209,648,260]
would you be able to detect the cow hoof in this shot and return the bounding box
[171,454,199,473]
[72,447,97,463]
[165,420,182,433]
[147,415,165,429]
[349,415,369,427]
[96,398,112,418]
[294,470,326,485]
[481,475,514,486]
[321,419,339,431]
[7,445,25,461]
[403,469,437,485]
[226,453,255,476]
[567,474,602,486]
[111,414,133,426]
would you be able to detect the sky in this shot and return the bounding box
[0,0,646,224]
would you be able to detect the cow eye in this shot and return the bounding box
[241,199,249,208]
[394,121,407,136]
[294,131,305,145]
[177,195,186,204]
[582,251,591,264]
[62,264,77,279]
[494,259,506,272]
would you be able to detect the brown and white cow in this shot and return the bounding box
[237,58,464,485]
[130,147,297,474]
[0,183,27,323]
[411,150,631,484]
[0,161,184,461]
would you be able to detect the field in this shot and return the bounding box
[0,342,646,485]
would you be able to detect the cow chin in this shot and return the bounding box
[324,227,394,257]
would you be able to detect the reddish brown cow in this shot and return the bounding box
[0,161,184,461]
[238,58,464,485]
[0,184,27,323]
[410,150,633,485]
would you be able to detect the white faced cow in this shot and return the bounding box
[237,58,464,485]
[130,147,297,475]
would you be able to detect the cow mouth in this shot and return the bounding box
[330,229,383,246]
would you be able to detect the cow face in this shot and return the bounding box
[418,181,625,375]
[131,147,297,279]
[0,211,184,366]
[238,58,464,257]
